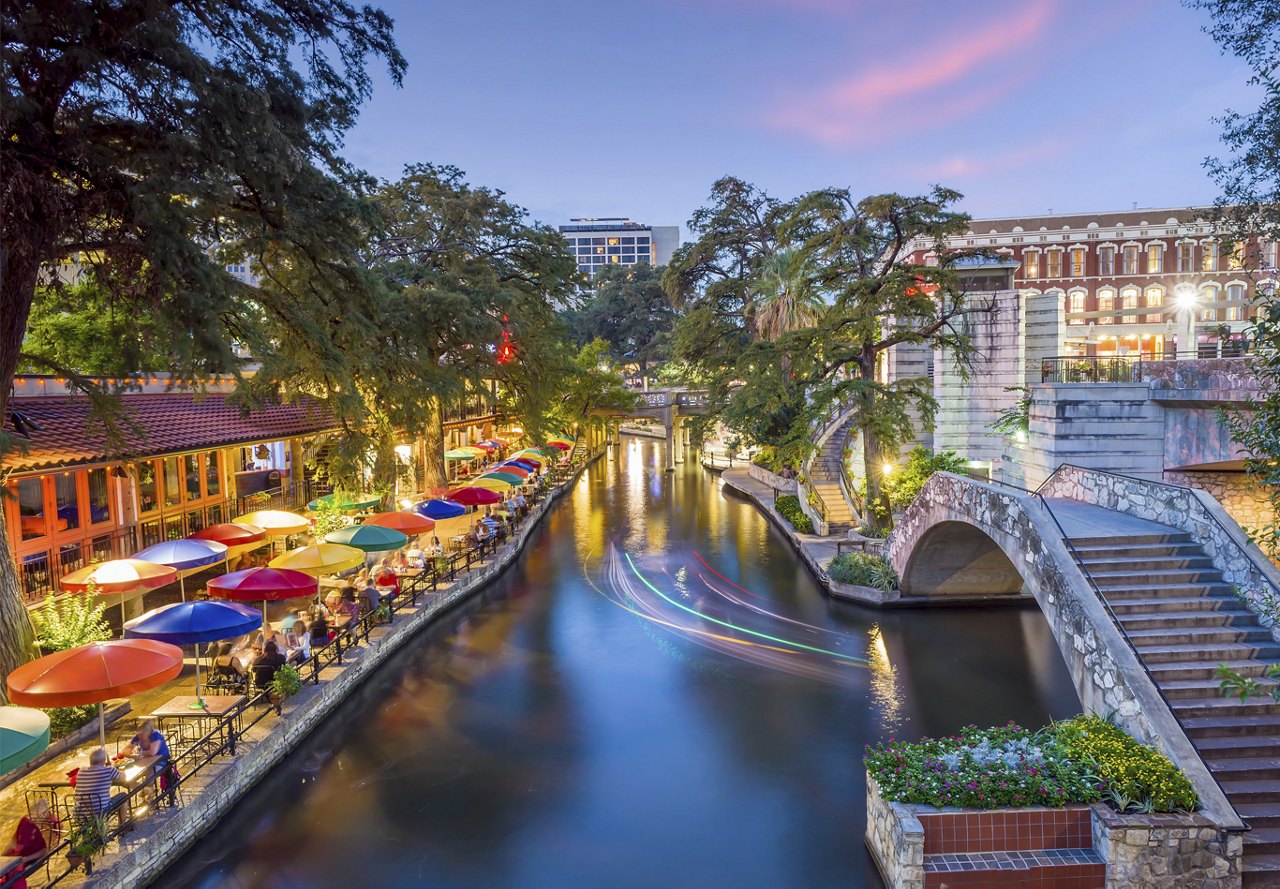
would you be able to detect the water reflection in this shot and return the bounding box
[163,440,1079,889]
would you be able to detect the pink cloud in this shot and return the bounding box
[763,0,1057,145]
[914,137,1065,181]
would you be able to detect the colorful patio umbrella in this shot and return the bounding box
[466,477,514,491]
[445,449,481,461]
[447,487,503,506]
[505,459,540,472]
[307,492,382,512]
[134,539,228,601]
[323,524,408,553]
[0,706,51,774]
[235,510,310,537]
[59,559,180,623]
[191,522,267,549]
[415,499,467,520]
[512,450,547,463]
[468,442,496,452]
[480,471,525,486]
[495,465,530,478]
[206,567,319,602]
[7,640,185,747]
[481,439,507,448]
[269,543,364,576]
[546,440,573,451]
[124,600,262,707]
[362,511,435,535]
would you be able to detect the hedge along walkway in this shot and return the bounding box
[8,450,601,889]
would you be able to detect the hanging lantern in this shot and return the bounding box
[496,314,515,364]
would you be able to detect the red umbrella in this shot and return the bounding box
[206,566,320,631]
[191,523,267,548]
[362,511,436,535]
[546,440,572,451]
[495,465,530,478]
[7,640,185,747]
[447,486,503,506]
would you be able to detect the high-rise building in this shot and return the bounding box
[559,218,680,279]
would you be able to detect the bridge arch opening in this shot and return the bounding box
[900,521,1026,598]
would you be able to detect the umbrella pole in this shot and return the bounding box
[179,575,187,603]
[119,592,126,628]
[191,644,205,710]
[98,702,106,750]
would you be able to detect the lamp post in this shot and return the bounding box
[1175,284,1197,359]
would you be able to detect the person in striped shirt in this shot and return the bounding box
[74,748,125,819]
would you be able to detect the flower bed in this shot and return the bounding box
[863,717,1198,814]
[827,552,897,591]
[775,494,814,534]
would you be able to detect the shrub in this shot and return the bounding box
[1051,715,1198,813]
[29,589,112,741]
[882,446,969,514]
[775,495,814,534]
[271,664,303,699]
[827,552,898,591]
[48,705,98,741]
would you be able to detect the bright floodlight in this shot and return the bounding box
[1176,286,1197,310]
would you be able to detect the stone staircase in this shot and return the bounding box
[1070,528,1280,888]
[806,415,856,533]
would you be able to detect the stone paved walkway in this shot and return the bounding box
[718,467,841,574]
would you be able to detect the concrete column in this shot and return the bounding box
[664,410,676,472]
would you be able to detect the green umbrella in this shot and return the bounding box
[307,492,382,511]
[445,449,479,461]
[324,524,409,553]
[480,471,525,486]
[0,706,51,774]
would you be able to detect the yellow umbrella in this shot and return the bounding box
[467,477,515,491]
[269,543,364,576]
[236,510,310,537]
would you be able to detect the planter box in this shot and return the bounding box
[865,775,1241,889]
[747,463,797,494]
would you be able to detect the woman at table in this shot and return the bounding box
[336,589,360,635]
[426,535,444,557]
[3,813,47,889]
[122,720,170,770]
[285,618,311,663]
[373,558,400,599]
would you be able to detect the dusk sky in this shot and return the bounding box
[342,0,1258,237]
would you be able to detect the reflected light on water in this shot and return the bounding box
[867,625,905,734]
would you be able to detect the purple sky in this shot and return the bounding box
[342,0,1258,237]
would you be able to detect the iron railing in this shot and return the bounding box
[1041,348,1252,384]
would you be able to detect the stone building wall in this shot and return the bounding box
[1164,470,1276,544]
[1092,805,1242,889]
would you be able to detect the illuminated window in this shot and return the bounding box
[610,256,620,263]
[183,454,200,501]
[137,461,158,513]
[163,457,181,508]
[205,452,221,497]
[1147,244,1163,273]
[1177,242,1194,272]
[87,468,111,524]
[1098,246,1114,276]
[1023,251,1039,278]
[16,478,46,541]
[607,237,620,246]
[595,247,604,254]
[1226,305,1243,321]
[1201,305,1217,322]
[1070,248,1086,277]
[1145,286,1163,308]
[1046,250,1062,277]
[1123,245,1139,274]
[1097,289,1115,312]
[1121,287,1139,310]
[1069,291,1086,315]
[1202,241,1218,271]
[1263,240,1278,269]
[1227,242,1244,270]
[54,474,79,531]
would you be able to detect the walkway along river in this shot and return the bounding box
[160,437,1083,889]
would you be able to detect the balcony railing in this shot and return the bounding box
[1040,346,1252,384]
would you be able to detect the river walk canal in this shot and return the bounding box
[162,437,1082,889]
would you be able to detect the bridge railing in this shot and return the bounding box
[967,469,1251,835]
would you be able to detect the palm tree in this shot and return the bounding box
[751,248,823,342]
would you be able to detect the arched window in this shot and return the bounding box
[1068,290,1086,322]
[1202,240,1219,271]
[1121,286,1139,310]
[1176,241,1195,272]
[1046,248,1063,278]
[1145,286,1164,308]
[1227,282,1247,303]
[1098,245,1115,276]
[1022,249,1040,279]
[1070,247,1087,277]
[1147,243,1164,274]
[1200,285,1219,321]
[1097,288,1115,324]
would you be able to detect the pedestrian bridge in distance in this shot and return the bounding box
[883,465,1276,863]
[598,388,718,469]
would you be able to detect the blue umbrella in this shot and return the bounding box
[124,600,262,706]
[504,459,539,472]
[0,706,50,774]
[415,498,467,520]
[134,538,228,601]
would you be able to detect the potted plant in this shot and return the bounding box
[268,664,303,713]
[66,814,110,874]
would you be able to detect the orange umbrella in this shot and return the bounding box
[363,511,436,535]
[60,559,179,624]
[7,640,185,747]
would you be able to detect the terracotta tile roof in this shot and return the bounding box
[3,392,337,473]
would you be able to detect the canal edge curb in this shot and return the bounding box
[94,451,604,889]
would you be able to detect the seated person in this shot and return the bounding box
[373,560,400,598]
[309,613,333,646]
[73,748,126,819]
[119,719,169,770]
[4,814,48,889]
[464,526,481,547]
[426,535,444,557]
[286,619,311,661]
[336,590,360,633]
[404,540,425,568]
[324,589,343,615]
[357,578,381,614]
[251,641,287,690]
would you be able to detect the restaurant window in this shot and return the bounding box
[1177,242,1194,272]
[1070,248,1086,277]
[1202,241,1218,271]
[164,514,185,541]
[1098,246,1114,276]
[163,457,181,508]
[183,454,200,501]
[137,461,159,513]
[54,473,79,531]
[1145,286,1164,308]
[1201,305,1218,322]
[1046,250,1062,278]
[1226,305,1243,321]
[1121,287,1139,310]
[16,478,46,541]
[87,468,110,524]
[1147,244,1163,273]
[1023,251,1040,278]
[205,452,222,497]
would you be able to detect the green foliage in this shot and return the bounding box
[68,812,111,860]
[775,495,814,534]
[310,497,350,541]
[47,705,97,741]
[991,386,1031,438]
[271,664,303,699]
[30,590,111,652]
[1053,715,1199,813]
[882,446,969,514]
[866,717,1198,813]
[565,263,679,374]
[827,552,897,591]
[1216,662,1280,702]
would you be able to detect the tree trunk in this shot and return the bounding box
[0,508,37,703]
[855,349,893,534]
[422,398,447,494]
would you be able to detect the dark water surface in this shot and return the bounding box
[163,438,1080,889]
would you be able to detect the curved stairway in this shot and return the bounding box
[1063,513,1280,888]
[806,414,857,533]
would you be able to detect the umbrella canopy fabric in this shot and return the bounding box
[495,464,530,478]
[7,640,184,709]
[0,706,51,774]
[235,510,310,537]
[480,471,525,486]
[362,511,435,534]
[546,440,572,451]
[59,559,178,595]
[444,449,480,461]
[307,492,381,512]
[512,450,547,463]
[324,524,408,553]
[415,499,467,520]
[123,600,263,645]
[481,439,507,447]
[206,567,319,602]
[190,523,267,548]
[134,539,228,572]
[504,459,540,472]
[447,487,503,506]
[269,543,364,576]
[464,477,513,491]
[468,442,496,452]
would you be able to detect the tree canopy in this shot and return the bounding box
[565,263,678,376]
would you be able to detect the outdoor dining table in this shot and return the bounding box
[148,694,246,752]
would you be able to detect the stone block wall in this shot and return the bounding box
[1091,805,1242,889]
[866,775,924,889]
[747,462,797,494]
[1164,469,1276,547]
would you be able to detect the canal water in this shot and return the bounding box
[162,438,1081,889]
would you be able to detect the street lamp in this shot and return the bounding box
[1175,284,1197,359]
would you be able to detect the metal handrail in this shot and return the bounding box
[968,470,1251,833]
